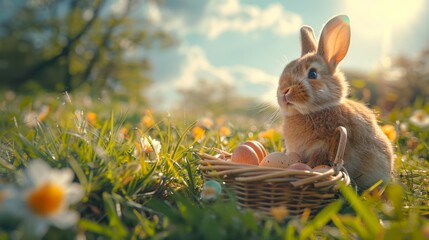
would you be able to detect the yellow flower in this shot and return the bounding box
[192,126,205,140]
[381,124,397,141]
[119,127,129,140]
[142,110,155,128]
[27,182,64,216]
[270,206,288,222]
[86,112,97,125]
[219,126,231,136]
[258,129,276,140]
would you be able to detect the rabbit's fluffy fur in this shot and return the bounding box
[277,15,393,190]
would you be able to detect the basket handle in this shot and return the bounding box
[329,126,347,172]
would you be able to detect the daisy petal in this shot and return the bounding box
[49,210,79,229]
[53,168,74,185]
[64,184,84,204]
[25,159,52,186]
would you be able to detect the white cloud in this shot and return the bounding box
[203,2,302,38]
[174,46,235,90]
[170,45,278,105]
[156,0,302,39]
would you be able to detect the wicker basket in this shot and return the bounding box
[199,126,351,216]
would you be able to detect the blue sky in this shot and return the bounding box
[127,0,429,109]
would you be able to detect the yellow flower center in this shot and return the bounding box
[192,127,205,140]
[27,182,64,216]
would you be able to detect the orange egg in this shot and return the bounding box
[243,140,267,162]
[287,163,312,171]
[231,145,259,165]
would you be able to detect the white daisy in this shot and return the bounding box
[15,159,84,237]
[139,136,161,160]
[409,110,429,128]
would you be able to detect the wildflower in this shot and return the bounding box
[37,105,50,122]
[219,126,231,137]
[139,136,161,160]
[142,110,154,128]
[258,128,280,140]
[270,206,288,222]
[201,180,222,202]
[381,124,397,141]
[200,117,214,129]
[409,110,429,128]
[86,112,97,125]
[16,159,84,237]
[192,126,205,140]
[23,106,51,127]
[118,127,129,141]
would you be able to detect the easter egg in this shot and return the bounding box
[231,145,259,165]
[243,140,267,163]
[287,162,312,171]
[312,165,331,173]
[259,151,301,168]
[285,152,301,163]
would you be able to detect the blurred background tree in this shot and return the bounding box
[177,79,278,125]
[344,43,429,115]
[0,0,175,103]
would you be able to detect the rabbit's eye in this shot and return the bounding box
[308,68,318,79]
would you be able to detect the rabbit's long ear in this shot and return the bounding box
[317,15,350,72]
[300,26,316,56]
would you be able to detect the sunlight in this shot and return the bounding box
[343,0,425,65]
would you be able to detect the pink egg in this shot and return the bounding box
[231,145,259,165]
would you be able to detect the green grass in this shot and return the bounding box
[0,93,428,239]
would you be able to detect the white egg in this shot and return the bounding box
[259,152,301,168]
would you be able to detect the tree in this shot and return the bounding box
[375,44,429,111]
[0,0,175,103]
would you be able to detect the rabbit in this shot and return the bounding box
[277,15,393,190]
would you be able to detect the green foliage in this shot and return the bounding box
[0,0,175,102]
[0,93,428,239]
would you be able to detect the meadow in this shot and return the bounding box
[0,91,428,240]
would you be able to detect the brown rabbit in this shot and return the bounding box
[277,15,393,190]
